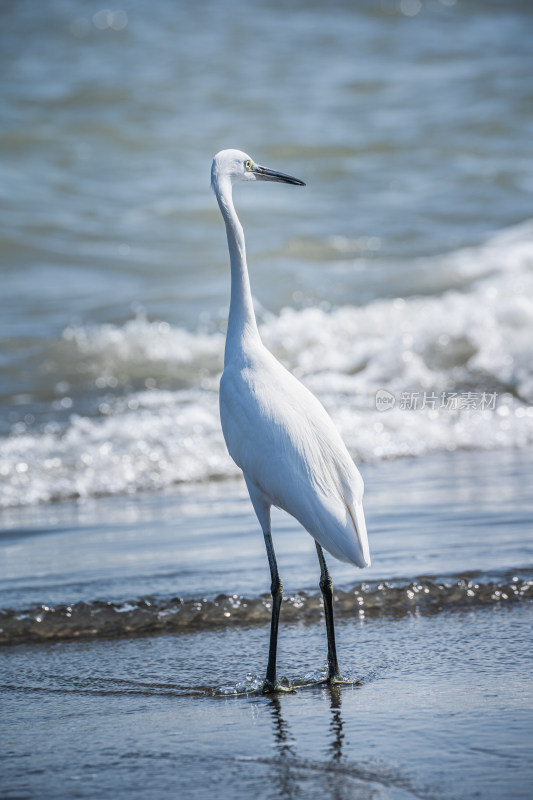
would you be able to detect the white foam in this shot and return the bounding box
[0,390,237,507]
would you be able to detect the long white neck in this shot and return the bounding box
[215,177,260,365]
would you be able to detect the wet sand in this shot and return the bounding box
[2,604,532,800]
[1,448,532,799]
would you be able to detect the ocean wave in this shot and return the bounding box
[1,569,531,646]
[59,317,225,387]
[0,390,233,506]
[0,221,532,507]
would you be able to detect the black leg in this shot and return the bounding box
[315,541,341,681]
[263,530,283,692]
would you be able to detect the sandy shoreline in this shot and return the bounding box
[1,447,532,799]
[2,603,532,800]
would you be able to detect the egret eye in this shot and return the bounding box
[245,160,253,171]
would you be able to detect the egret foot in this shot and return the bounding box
[296,673,361,688]
[262,680,297,695]
[328,675,363,687]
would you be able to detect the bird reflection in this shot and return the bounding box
[265,685,348,800]
[266,695,296,799]
[328,684,345,764]
[268,694,296,756]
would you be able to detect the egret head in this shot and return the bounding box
[211,149,305,193]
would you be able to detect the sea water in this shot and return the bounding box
[2,1,533,507]
[1,1,532,798]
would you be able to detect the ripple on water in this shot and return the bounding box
[1,569,531,646]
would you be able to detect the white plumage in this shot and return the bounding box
[212,148,370,691]
[220,346,370,566]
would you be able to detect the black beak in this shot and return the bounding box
[252,164,306,186]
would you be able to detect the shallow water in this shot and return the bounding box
[1,449,532,798]
[2,448,532,622]
[2,604,532,800]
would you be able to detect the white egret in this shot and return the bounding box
[212,149,370,693]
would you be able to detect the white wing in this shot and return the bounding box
[220,344,370,568]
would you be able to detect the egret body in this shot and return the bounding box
[212,149,370,692]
